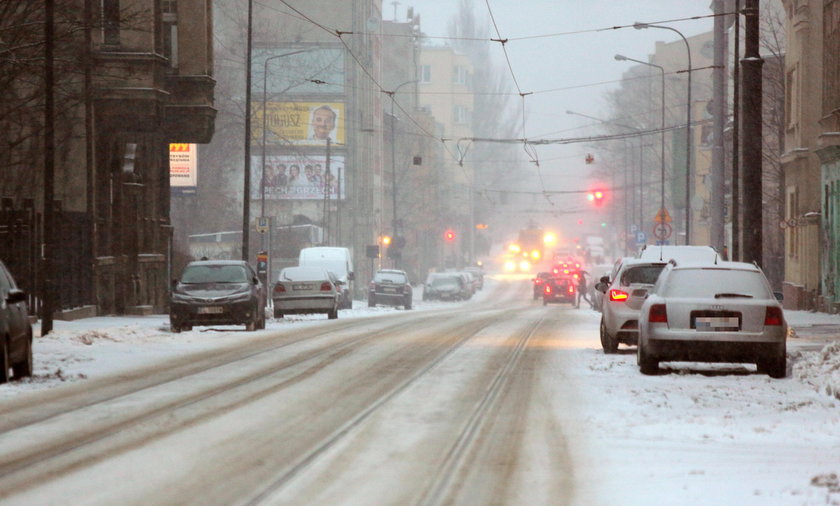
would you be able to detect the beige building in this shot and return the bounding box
[781,0,840,309]
[418,46,476,266]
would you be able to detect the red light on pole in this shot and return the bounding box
[444,229,455,242]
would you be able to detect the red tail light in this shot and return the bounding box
[609,289,629,302]
[764,306,783,326]
[274,283,286,294]
[535,278,543,285]
[649,304,668,323]
[567,285,575,294]
[544,284,552,295]
[320,282,333,291]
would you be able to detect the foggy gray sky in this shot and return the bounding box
[392,0,715,205]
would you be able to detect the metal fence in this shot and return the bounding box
[0,205,93,313]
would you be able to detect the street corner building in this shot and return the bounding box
[0,0,216,316]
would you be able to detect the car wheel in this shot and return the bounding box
[0,338,10,384]
[542,298,548,306]
[759,354,786,379]
[274,310,284,319]
[533,292,539,300]
[368,297,376,308]
[12,327,33,379]
[637,341,658,375]
[600,317,618,354]
[405,300,412,310]
[328,307,338,320]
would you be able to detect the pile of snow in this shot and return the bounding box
[791,342,840,401]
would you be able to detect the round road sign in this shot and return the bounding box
[653,222,672,240]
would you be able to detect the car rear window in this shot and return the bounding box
[280,267,328,282]
[375,272,407,284]
[181,265,248,283]
[429,276,459,287]
[620,264,665,286]
[662,269,772,298]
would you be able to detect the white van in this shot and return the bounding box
[298,247,355,309]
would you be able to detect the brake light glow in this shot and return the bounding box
[535,278,543,285]
[274,284,286,294]
[544,285,552,295]
[764,306,783,326]
[321,282,333,291]
[649,304,668,323]
[568,285,576,294]
[609,289,629,302]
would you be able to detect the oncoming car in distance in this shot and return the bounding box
[637,260,787,377]
[170,260,266,332]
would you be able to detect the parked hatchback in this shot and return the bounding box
[273,266,340,319]
[0,261,33,383]
[170,260,266,332]
[637,261,787,377]
[368,269,412,309]
[423,273,470,301]
[597,258,667,353]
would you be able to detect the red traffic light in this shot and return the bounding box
[587,189,606,206]
[444,229,456,242]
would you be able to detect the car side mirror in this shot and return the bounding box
[595,282,607,293]
[348,272,355,281]
[6,289,26,304]
[774,291,784,302]
[171,279,179,289]
[253,277,260,285]
[599,275,609,284]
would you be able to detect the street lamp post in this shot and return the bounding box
[634,22,692,244]
[615,54,665,240]
[388,79,418,267]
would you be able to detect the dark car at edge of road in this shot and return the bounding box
[0,260,34,384]
[368,269,413,309]
[170,260,266,333]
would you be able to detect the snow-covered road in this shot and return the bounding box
[1,276,839,505]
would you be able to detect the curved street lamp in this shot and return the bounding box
[387,79,419,267]
[634,22,692,244]
[615,54,666,237]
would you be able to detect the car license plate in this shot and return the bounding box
[695,316,739,330]
[292,284,313,290]
[383,287,397,293]
[198,306,224,314]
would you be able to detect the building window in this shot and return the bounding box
[453,105,470,125]
[452,65,468,85]
[162,0,179,69]
[787,186,799,259]
[785,66,798,131]
[419,65,431,83]
[103,0,120,45]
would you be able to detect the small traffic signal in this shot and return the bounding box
[444,229,456,242]
[587,189,606,206]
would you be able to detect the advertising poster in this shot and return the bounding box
[169,143,198,189]
[254,102,345,146]
[251,155,345,201]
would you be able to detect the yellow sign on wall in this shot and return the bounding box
[254,102,345,146]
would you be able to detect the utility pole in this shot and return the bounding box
[710,0,727,254]
[241,0,253,262]
[732,1,742,260]
[41,0,56,334]
[742,0,763,265]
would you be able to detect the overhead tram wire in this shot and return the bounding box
[483,0,546,193]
